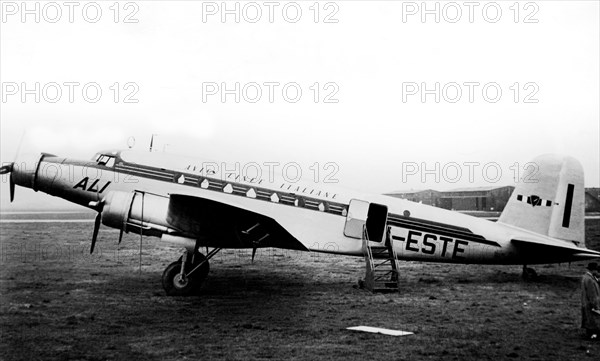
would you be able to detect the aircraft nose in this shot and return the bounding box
[11,153,44,190]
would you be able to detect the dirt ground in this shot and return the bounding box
[1,215,600,361]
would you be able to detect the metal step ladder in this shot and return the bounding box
[360,226,401,293]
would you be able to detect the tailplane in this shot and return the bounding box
[499,154,585,245]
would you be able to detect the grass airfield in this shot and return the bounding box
[1,214,600,361]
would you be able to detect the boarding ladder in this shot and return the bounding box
[361,226,401,293]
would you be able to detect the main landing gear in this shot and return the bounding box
[162,248,221,296]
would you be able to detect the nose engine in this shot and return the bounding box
[1,153,55,202]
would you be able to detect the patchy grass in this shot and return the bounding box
[1,219,600,360]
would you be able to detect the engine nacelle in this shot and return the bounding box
[101,191,134,230]
[101,191,172,237]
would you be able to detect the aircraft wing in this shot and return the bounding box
[511,237,600,261]
[165,193,309,251]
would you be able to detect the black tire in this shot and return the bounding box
[162,253,210,296]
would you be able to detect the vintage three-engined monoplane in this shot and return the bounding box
[1,148,598,295]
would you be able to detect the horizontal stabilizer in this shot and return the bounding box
[512,238,600,261]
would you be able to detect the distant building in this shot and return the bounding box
[384,189,440,207]
[386,186,514,212]
[438,186,515,212]
[585,188,600,212]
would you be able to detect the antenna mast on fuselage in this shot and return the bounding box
[149,134,158,152]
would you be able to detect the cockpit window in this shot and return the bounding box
[97,155,115,167]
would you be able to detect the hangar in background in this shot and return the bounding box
[586,188,600,212]
[384,189,441,207]
[386,186,600,213]
[386,186,514,212]
[438,186,515,212]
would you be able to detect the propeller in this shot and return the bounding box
[91,212,102,254]
[1,131,26,203]
[9,171,15,202]
[89,200,105,254]
[118,227,125,245]
[0,162,16,202]
[0,164,13,174]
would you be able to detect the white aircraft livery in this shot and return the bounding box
[1,149,598,295]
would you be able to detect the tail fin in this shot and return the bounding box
[498,154,585,245]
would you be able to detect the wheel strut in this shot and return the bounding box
[186,248,222,278]
[179,250,189,280]
[163,248,220,296]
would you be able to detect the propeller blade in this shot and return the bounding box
[90,212,101,254]
[118,227,124,244]
[14,131,26,162]
[0,163,13,175]
[9,173,15,203]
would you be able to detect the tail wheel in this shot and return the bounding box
[522,266,538,281]
[162,252,209,296]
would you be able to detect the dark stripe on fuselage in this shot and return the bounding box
[48,155,350,217]
[116,163,349,215]
[388,213,500,247]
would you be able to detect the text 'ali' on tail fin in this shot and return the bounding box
[498,154,585,246]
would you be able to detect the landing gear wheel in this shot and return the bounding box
[162,253,209,296]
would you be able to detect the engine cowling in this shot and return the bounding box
[101,191,134,230]
[101,191,172,237]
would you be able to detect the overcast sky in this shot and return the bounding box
[1,1,598,210]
